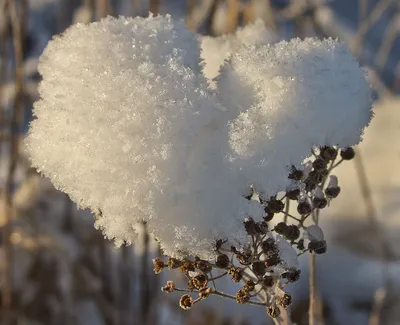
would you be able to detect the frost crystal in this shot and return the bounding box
[26,15,373,260]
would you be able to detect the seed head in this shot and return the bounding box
[161,281,176,293]
[216,254,230,268]
[286,188,300,200]
[192,273,208,289]
[237,251,252,266]
[340,147,355,160]
[267,199,285,213]
[263,211,274,221]
[244,280,256,292]
[179,294,194,310]
[236,288,250,304]
[288,166,303,181]
[312,158,327,171]
[168,257,182,269]
[265,253,280,267]
[282,269,301,282]
[244,217,257,235]
[308,240,327,254]
[320,146,338,161]
[195,259,212,273]
[274,222,288,235]
[297,201,312,215]
[285,225,300,240]
[179,260,196,274]
[261,238,279,255]
[228,267,243,282]
[313,197,328,209]
[277,293,292,308]
[325,186,341,198]
[152,258,165,274]
[267,305,281,318]
[252,261,266,277]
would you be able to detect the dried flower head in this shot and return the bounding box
[216,254,230,268]
[340,147,355,160]
[277,293,292,308]
[192,273,208,289]
[179,294,194,310]
[195,259,212,273]
[267,305,281,318]
[228,266,243,282]
[236,288,250,304]
[152,258,165,274]
[168,257,182,269]
[161,281,176,293]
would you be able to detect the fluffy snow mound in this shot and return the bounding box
[26,15,373,259]
[218,38,373,196]
[200,19,277,87]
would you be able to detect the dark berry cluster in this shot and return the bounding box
[153,145,351,320]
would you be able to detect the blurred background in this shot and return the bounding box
[0,0,399,325]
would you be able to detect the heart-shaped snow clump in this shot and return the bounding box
[26,15,373,259]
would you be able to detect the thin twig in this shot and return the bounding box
[308,252,316,325]
[3,0,26,312]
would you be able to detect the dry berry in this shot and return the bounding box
[312,158,327,171]
[307,170,324,184]
[285,225,300,240]
[282,269,301,282]
[244,280,255,292]
[192,273,208,289]
[244,217,257,235]
[152,258,165,274]
[320,146,338,161]
[308,240,327,254]
[179,260,196,273]
[263,211,274,221]
[313,197,328,209]
[267,199,285,213]
[286,188,300,200]
[297,239,305,250]
[274,222,287,235]
[195,259,212,273]
[340,147,355,160]
[325,186,341,198]
[261,238,278,255]
[168,257,182,269]
[277,293,292,308]
[216,254,230,268]
[252,261,266,277]
[297,201,312,215]
[236,288,250,304]
[288,167,303,181]
[179,294,194,310]
[267,305,281,318]
[265,253,280,267]
[237,251,252,266]
[228,267,243,282]
[161,281,176,293]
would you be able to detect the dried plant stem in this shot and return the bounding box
[3,0,26,312]
[97,0,110,19]
[368,288,386,325]
[308,252,316,325]
[351,0,391,56]
[211,290,267,307]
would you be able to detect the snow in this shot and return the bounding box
[218,37,373,198]
[26,15,373,260]
[200,19,277,87]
